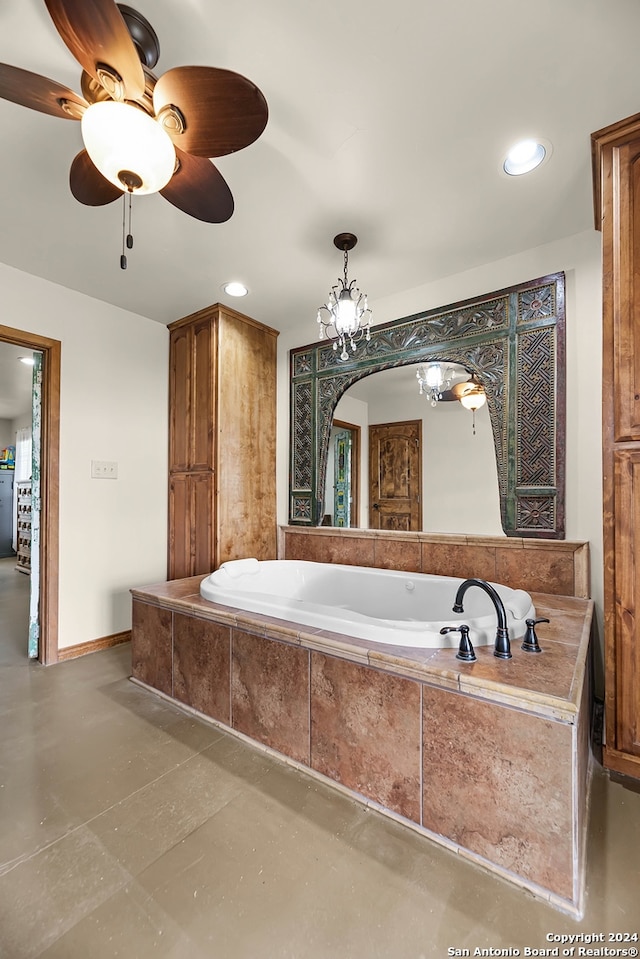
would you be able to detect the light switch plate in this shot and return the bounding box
[91,460,118,479]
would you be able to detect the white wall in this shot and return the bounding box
[277,228,604,625]
[1,261,168,651]
[0,418,12,449]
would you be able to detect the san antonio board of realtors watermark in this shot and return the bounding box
[447,934,639,958]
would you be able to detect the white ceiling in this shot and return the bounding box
[0,0,638,346]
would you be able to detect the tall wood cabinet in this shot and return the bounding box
[593,112,640,778]
[168,303,278,580]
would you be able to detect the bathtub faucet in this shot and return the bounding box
[452,578,512,659]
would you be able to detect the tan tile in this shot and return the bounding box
[311,653,421,822]
[373,538,422,571]
[496,546,574,595]
[422,684,574,902]
[37,881,209,959]
[131,600,173,695]
[89,735,272,876]
[173,614,231,723]
[421,542,497,581]
[0,826,131,959]
[284,532,376,566]
[232,630,310,764]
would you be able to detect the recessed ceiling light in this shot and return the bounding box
[503,139,548,176]
[18,356,35,366]
[222,281,249,297]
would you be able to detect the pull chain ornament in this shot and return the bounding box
[120,190,134,270]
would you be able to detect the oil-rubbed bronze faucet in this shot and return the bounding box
[440,624,476,662]
[453,578,511,659]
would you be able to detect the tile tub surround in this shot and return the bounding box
[130,578,594,916]
[278,527,591,599]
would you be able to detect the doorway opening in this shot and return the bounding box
[325,420,360,527]
[0,325,60,664]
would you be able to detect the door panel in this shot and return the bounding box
[613,449,640,757]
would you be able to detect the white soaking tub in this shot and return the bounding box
[199,559,535,649]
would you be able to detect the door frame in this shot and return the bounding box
[0,324,60,664]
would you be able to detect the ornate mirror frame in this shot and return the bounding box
[289,272,565,538]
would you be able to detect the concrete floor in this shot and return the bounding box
[1,557,639,959]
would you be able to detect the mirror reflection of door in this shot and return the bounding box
[327,420,360,527]
[369,420,422,531]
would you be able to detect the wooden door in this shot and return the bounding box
[368,420,422,530]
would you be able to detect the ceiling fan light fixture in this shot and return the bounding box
[81,100,176,195]
[459,387,487,412]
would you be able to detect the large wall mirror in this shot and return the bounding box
[289,272,565,539]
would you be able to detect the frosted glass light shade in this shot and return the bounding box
[81,101,176,195]
[335,290,358,334]
[460,388,487,411]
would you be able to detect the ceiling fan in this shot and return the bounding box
[0,0,268,231]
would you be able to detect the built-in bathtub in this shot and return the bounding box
[131,554,594,917]
[199,558,536,648]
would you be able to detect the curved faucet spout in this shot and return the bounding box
[452,578,512,659]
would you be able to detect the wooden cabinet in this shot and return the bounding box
[593,113,640,777]
[168,303,278,580]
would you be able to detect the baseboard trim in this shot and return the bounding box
[57,631,131,662]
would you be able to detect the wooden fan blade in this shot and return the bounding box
[160,150,234,222]
[0,63,87,118]
[44,0,145,100]
[153,66,268,158]
[70,150,122,205]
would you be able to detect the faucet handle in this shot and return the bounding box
[521,617,549,653]
[440,624,476,662]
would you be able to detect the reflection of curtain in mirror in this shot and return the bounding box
[333,429,352,527]
[12,428,32,551]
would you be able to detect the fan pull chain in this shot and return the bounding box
[120,191,134,270]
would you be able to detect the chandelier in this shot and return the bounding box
[416,363,454,405]
[317,233,372,361]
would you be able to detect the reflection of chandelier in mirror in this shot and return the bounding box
[416,363,454,405]
[317,233,372,361]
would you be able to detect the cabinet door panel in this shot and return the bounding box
[614,140,640,442]
[169,325,192,472]
[192,317,215,471]
[192,471,214,575]
[169,472,214,579]
[613,449,640,757]
[168,472,191,580]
